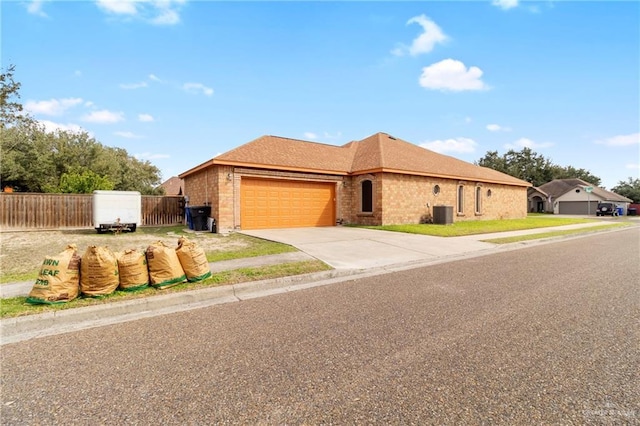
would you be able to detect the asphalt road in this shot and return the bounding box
[2,228,639,425]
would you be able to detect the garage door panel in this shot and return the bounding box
[241,178,335,230]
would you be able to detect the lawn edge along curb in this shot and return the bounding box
[0,268,361,345]
[2,225,636,346]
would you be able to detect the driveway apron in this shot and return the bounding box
[241,227,495,270]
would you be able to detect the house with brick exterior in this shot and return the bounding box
[528,178,632,215]
[179,132,531,233]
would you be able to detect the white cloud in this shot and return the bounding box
[81,109,124,123]
[24,98,83,116]
[149,74,162,82]
[626,163,640,170]
[420,137,478,154]
[465,117,472,124]
[492,0,519,10]
[304,132,318,140]
[183,82,214,96]
[119,81,148,89]
[27,0,48,17]
[325,131,342,139]
[135,152,171,160]
[95,0,185,25]
[152,8,179,25]
[74,70,83,77]
[392,14,447,57]
[96,0,138,15]
[114,131,143,139]
[504,137,553,150]
[595,132,640,147]
[486,123,512,132]
[38,120,86,134]
[138,113,154,122]
[419,59,489,92]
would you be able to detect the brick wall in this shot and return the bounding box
[379,173,528,225]
[183,167,215,207]
[184,166,529,231]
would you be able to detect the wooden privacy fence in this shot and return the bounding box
[142,195,185,226]
[0,193,185,230]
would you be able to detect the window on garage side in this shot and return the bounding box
[457,184,464,215]
[362,180,373,213]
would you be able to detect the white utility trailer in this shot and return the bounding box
[93,190,142,233]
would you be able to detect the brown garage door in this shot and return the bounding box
[241,178,336,229]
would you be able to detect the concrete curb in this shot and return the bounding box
[0,269,365,345]
[2,224,636,345]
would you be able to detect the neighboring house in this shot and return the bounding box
[528,178,632,215]
[179,132,531,232]
[160,176,184,196]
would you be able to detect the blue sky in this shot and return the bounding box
[3,0,639,189]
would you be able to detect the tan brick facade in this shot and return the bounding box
[184,167,527,232]
[371,173,527,225]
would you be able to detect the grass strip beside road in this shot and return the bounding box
[206,237,297,262]
[361,216,599,237]
[481,223,631,244]
[0,260,331,318]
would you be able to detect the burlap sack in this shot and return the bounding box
[27,244,81,304]
[117,249,149,291]
[146,241,186,289]
[80,246,119,297]
[176,237,212,282]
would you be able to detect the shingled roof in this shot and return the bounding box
[160,176,184,195]
[537,178,632,202]
[180,132,531,187]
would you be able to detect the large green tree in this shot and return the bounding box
[476,148,601,187]
[611,177,640,203]
[0,65,30,127]
[1,66,164,195]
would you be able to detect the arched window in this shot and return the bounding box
[457,184,464,214]
[361,180,373,213]
[475,186,482,214]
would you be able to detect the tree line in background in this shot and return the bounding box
[1,65,164,195]
[1,65,638,202]
[474,145,639,203]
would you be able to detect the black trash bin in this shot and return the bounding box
[189,206,211,231]
[628,208,637,216]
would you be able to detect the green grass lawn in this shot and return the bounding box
[360,216,600,237]
[0,260,331,318]
[0,230,297,284]
[205,234,298,262]
[482,223,631,243]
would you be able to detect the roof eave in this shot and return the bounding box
[351,168,532,187]
[213,159,348,176]
[178,159,215,178]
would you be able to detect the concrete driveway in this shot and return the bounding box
[241,226,496,270]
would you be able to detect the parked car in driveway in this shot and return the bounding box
[596,202,618,216]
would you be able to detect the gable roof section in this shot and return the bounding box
[180,132,531,187]
[160,176,184,195]
[351,133,529,185]
[537,178,632,202]
[181,135,357,176]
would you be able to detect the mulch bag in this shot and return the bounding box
[117,249,149,292]
[80,246,119,297]
[27,244,81,304]
[146,241,186,289]
[176,237,212,282]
